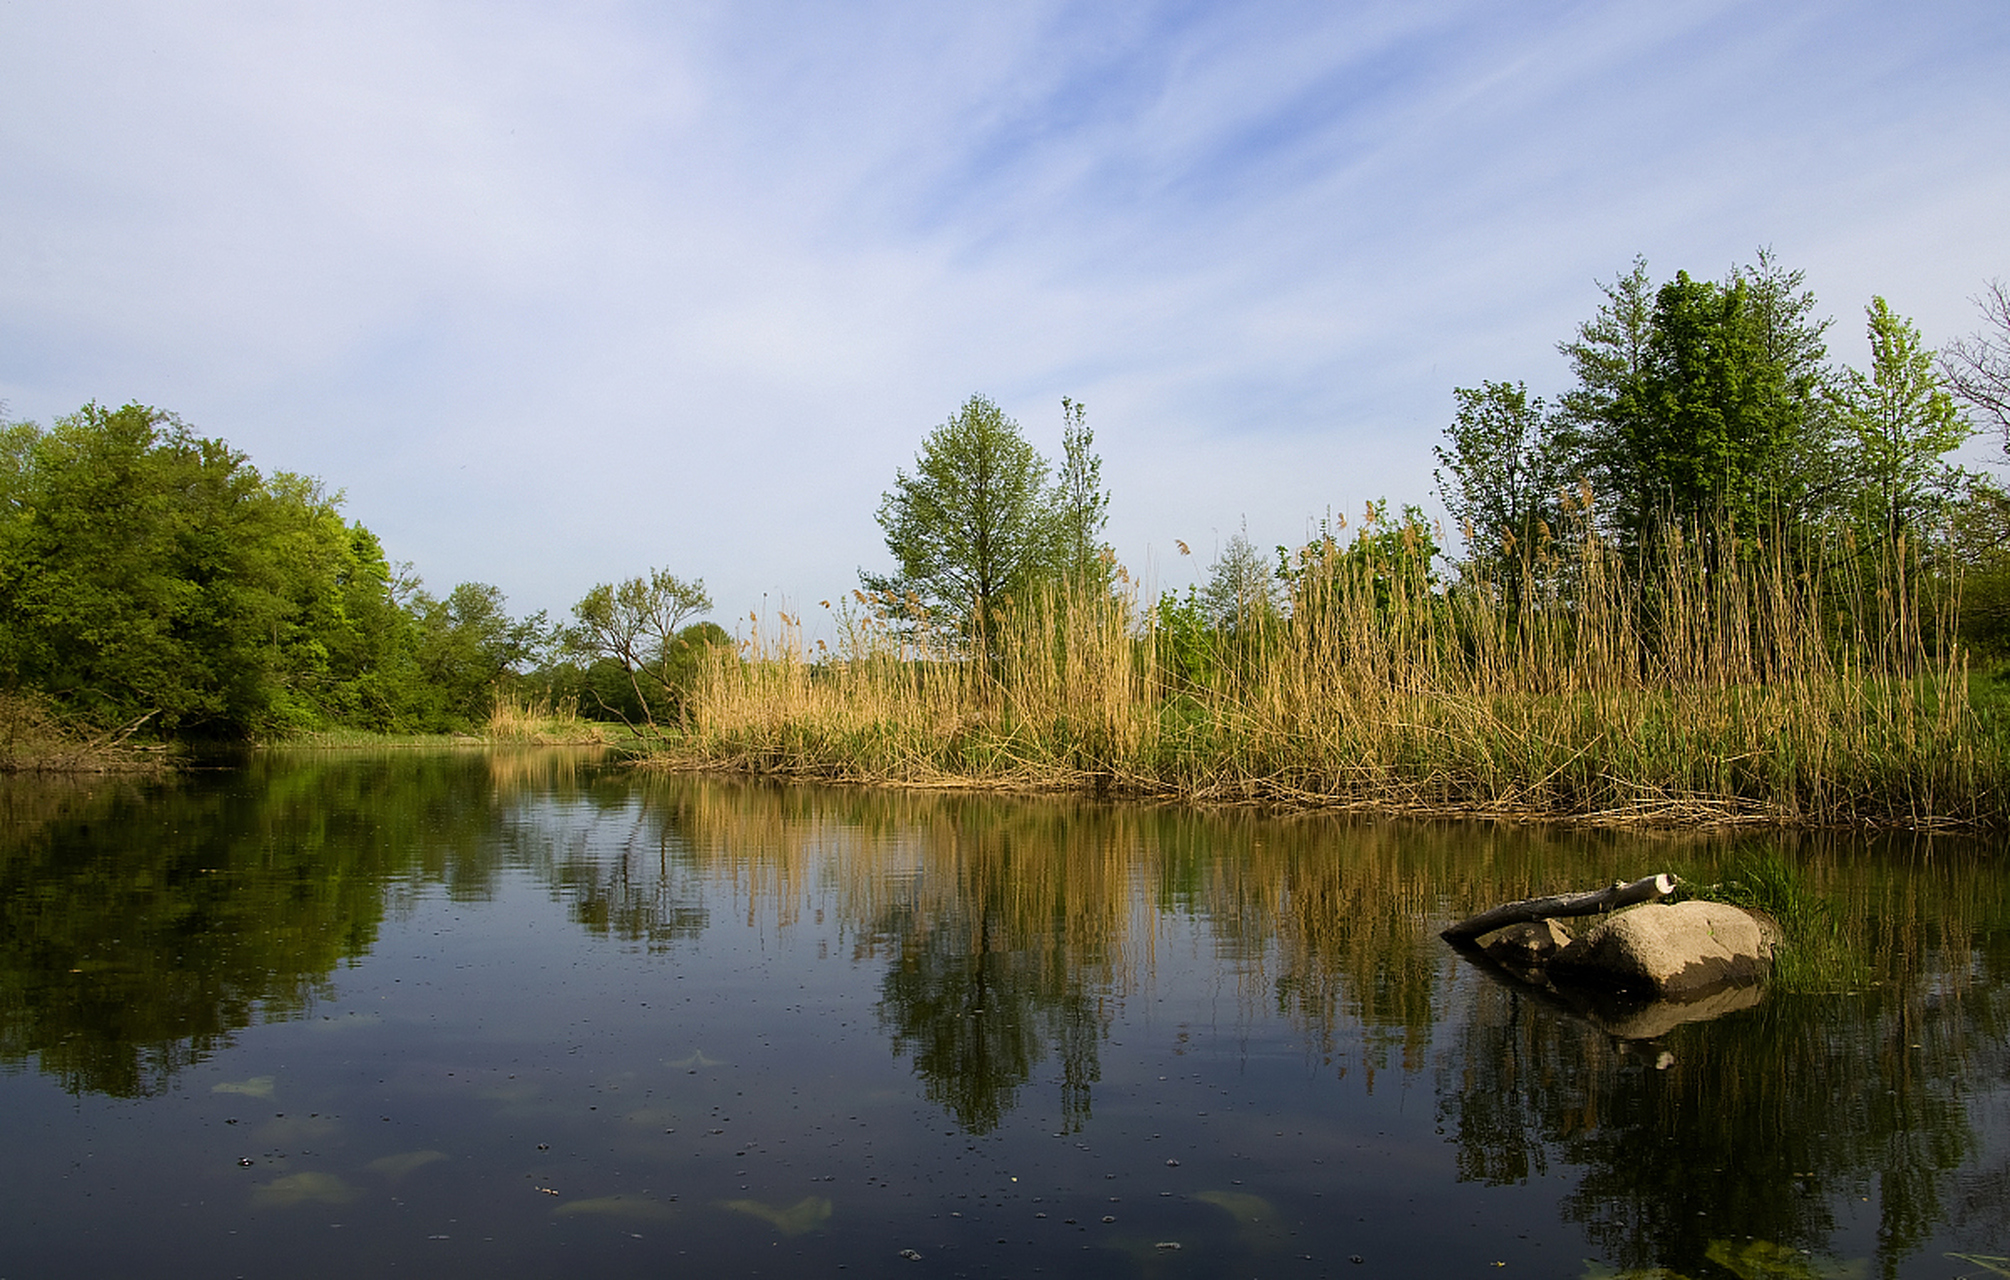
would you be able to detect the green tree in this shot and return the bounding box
[312,524,424,730]
[1829,296,1970,544]
[1555,254,1657,507]
[1728,247,1838,524]
[1556,252,1832,550]
[0,402,552,738]
[1053,397,1114,595]
[0,403,387,736]
[1200,525,1279,630]
[1629,272,1799,534]
[1434,380,1563,574]
[861,394,1056,641]
[567,569,713,728]
[407,583,553,726]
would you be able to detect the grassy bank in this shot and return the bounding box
[276,693,624,749]
[665,523,2009,829]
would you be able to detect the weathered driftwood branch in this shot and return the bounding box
[1441,872,1678,943]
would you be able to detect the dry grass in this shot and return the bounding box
[485,689,611,745]
[666,520,2001,828]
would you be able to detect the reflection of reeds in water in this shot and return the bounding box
[618,780,2010,1094]
[484,744,606,796]
[677,523,1994,827]
[448,766,2010,1175]
[630,782,1615,1065]
[636,778,1137,967]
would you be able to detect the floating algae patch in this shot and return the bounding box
[1192,1190,1287,1250]
[666,1050,727,1069]
[367,1150,448,1180]
[554,1195,681,1223]
[718,1196,832,1236]
[251,1172,357,1207]
[212,1075,275,1098]
[1704,1240,1866,1280]
[623,1106,681,1127]
[1192,1190,1275,1221]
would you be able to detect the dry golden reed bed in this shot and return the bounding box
[666,525,2000,829]
[485,689,614,745]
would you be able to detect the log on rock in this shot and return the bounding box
[1441,873,1678,943]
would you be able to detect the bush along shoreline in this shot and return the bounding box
[664,511,2006,831]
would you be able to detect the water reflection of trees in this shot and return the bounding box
[1433,835,2010,1278]
[869,807,1115,1134]
[1,765,389,1097]
[0,749,631,1096]
[7,759,2009,1278]
[640,782,2010,1274]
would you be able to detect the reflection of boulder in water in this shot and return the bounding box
[1556,973,1765,1040]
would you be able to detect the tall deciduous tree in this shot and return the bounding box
[0,402,571,738]
[567,569,712,728]
[1434,380,1563,572]
[1200,524,1279,630]
[1554,252,1831,550]
[1555,254,1657,507]
[861,394,1056,641]
[1830,297,1970,543]
[0,403,414,736]
[1728,247,1837,522]
[1052,397,1113,595]
[1632,272,1796,528]
[409,582,553,724]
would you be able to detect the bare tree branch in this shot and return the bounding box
[1941,278,2010,444]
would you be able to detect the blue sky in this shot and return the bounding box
[4,1,2007,630]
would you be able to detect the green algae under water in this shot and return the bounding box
[3,748,2007,1278]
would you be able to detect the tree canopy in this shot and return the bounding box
[1830,296,1970,543]
[862,394,1111,641]
[565,569,718,728]
[1548,253,1832,549]
[0,402,553,738]
[1441,251,1986,578]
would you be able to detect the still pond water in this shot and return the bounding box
[3,749,2008,1279]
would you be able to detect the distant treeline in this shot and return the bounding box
[0,402,723,742]
[9,251,2010,774]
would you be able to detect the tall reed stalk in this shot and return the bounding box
[672,520,2002,827]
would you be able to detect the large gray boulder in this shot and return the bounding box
[1549,900,1775,997]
